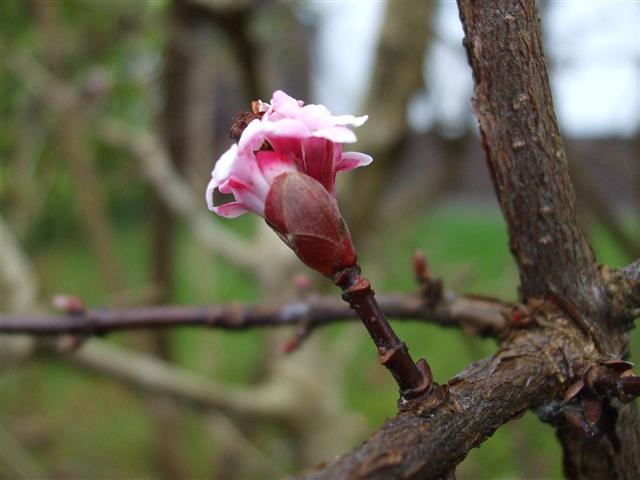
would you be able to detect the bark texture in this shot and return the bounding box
[294,320,588,480]
[458,0,608,336]
[457,1,639,478]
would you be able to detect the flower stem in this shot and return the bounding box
[334,266,430,397]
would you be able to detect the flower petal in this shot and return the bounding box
[265,118,310,139]
[336,151,373,172]
[238,119,268,153]
[213,201,248,218]
[256,150,296,184]
[332,114,368,127]
[211,144,239,183]
[313,126,357,143]
[207,89,373,220]
[299,104,333,129]
[267,90,304,121]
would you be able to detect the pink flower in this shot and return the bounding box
[206,90,372,218]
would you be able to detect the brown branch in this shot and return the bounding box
[603,260,640,328]
[0,291,507,338]
[293,319,588,480]
[620,259,640,286]
[457,1,640,478]
[346,2,434,238]
[457,0,609,344]
[334,266,430,396]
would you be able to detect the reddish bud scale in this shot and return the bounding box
[264,171,357,278]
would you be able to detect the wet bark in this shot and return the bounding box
[347,2,434,239]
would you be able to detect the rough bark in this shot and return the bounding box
[457,1,639,478]
[457,0,610,342]
[293,319,589,479]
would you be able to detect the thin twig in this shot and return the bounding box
[0,291,508,337]
[334,266,430,396]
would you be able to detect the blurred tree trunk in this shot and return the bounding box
[144,1,222,478]
[30,0,126,294]
[346,2,434,240]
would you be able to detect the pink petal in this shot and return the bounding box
[299,104,332,129]
[271,90,304,108]
[225,178,266,216]
[267,91,304,121]
[298,138,336,192]
[256,151,296,184]
[213,201,248,218]
[336,151,373,172]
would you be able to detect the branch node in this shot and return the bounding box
[52,294,86,315]
[279,321,314,354]
[413,250,443,307]
[292,273,312,299]
[335,265,427,395]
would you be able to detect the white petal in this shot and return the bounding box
[313,126,357,143]
[238,119,267,152]
[205,177,219,211]
[211,144,239,183]
[332,114,368,127]
[265,118,310,138]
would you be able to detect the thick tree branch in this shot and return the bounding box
[294,319,589,479]
[0,291,507,338]
[346,2,434,238]
[457,0,609,345]
[457,1,640,478]
[620,259,640,286]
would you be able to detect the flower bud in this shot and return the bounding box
[264,171,357,278]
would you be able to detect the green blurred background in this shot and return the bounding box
[1,1,638,479]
